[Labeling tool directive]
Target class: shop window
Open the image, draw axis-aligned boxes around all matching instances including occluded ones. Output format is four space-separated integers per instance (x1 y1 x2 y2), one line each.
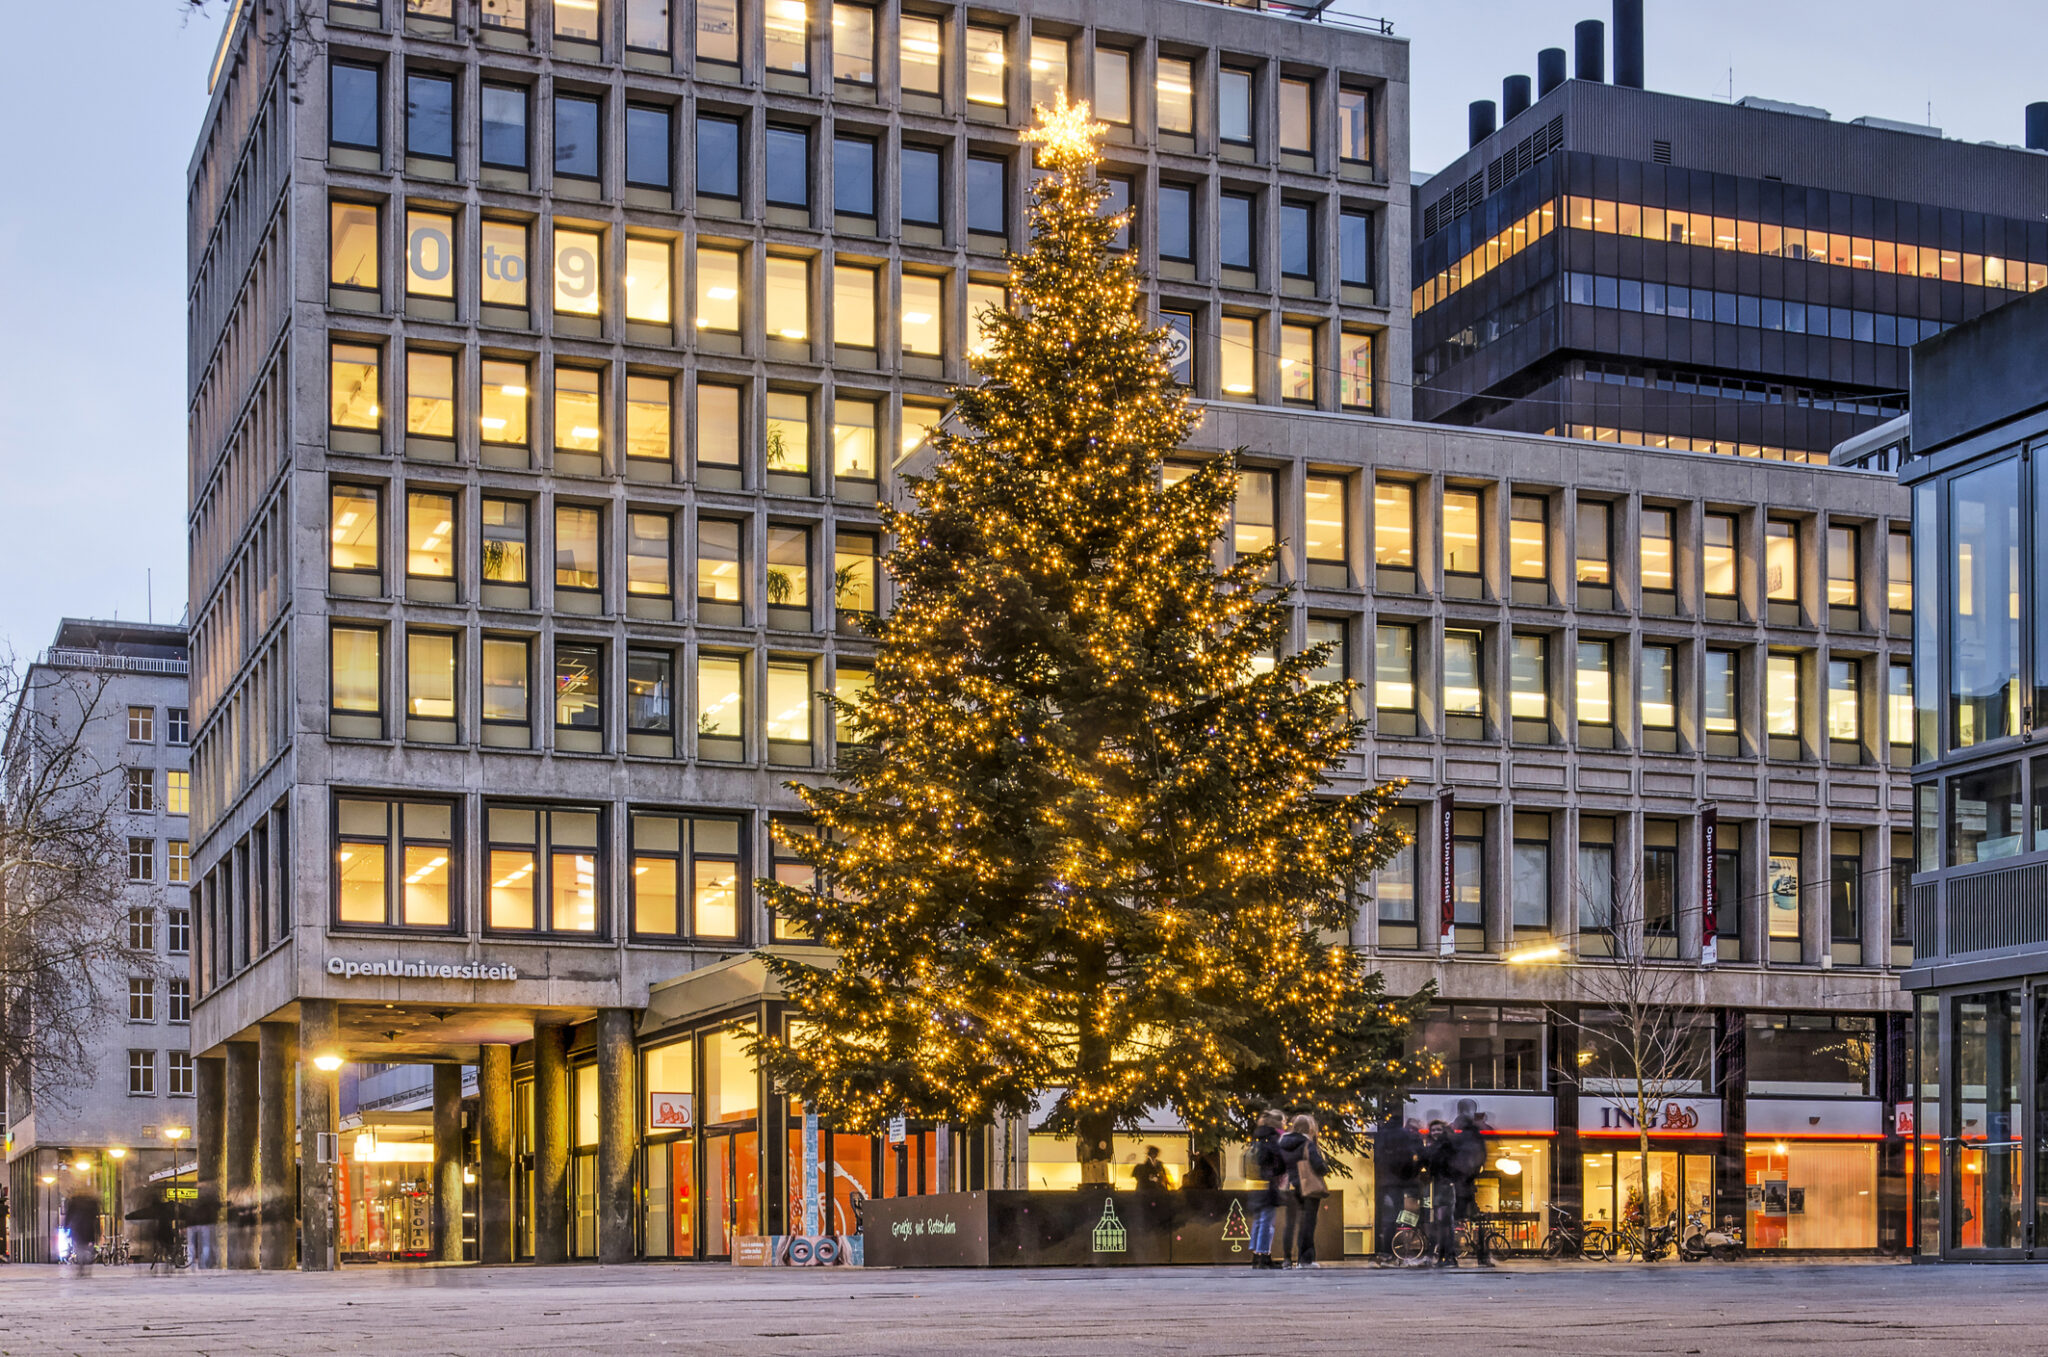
899 14 940 96
334 796 458 929
1374 805 1419 946
484 804 604 933
631 813 746 939
696 383 743 480
481 220 529 315
1576 1009 1712 1093
1745 1013 1873 1096
1746 1141 1877 1250
1411 1005 1544 1091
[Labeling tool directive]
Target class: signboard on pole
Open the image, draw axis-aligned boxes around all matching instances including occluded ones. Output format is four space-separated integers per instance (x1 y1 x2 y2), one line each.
802 1112 821 1237
888 1115 907 1146
1700 807 1719 967
1438 792 1457 956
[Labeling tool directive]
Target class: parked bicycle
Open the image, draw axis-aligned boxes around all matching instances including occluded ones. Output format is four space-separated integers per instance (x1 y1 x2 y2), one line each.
1606 1215 1678 1261
93 1235 132 1266
1540 1202 1609 1260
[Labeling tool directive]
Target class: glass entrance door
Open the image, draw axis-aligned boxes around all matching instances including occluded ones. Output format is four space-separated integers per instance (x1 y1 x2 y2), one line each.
1582 1150 1714 1235
1948 989 2023 1253
703 1130 759 1257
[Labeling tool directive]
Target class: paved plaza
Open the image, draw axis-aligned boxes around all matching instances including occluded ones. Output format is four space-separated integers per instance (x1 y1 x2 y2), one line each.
2 1259 2045 1356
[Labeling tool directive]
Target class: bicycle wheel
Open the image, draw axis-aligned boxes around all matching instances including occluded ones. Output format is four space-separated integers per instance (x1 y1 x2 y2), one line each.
1582 1226 1610 1261
1391 1226 1426 1261
1541 1231 1567 1260
1484 1228 1512 1259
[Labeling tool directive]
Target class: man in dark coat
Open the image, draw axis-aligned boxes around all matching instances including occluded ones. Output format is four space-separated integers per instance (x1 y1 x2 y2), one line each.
63 1188 103 1274
1450 1102 1494 1267
1376 1117 1425 1259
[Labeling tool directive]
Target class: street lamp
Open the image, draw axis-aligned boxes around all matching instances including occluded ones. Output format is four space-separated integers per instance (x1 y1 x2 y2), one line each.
313 1052 346 1073
163 1127 189 1142
108 1147 127 1160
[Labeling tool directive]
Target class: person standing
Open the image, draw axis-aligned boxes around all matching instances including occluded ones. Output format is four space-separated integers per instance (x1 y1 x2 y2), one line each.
1182 1149 1221 1192
1246 1110 1287 1270
1450 1103 1494 1268
1278 1114 1331 1269
188 1183 220 1270
1132 1145 1172 1190
1376 1116 1425 1261
1424 1120 1460 1267
62 1188 103 1275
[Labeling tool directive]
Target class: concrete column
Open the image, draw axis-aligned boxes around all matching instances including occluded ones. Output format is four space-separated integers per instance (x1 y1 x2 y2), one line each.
222 1041 261 1268
477 1045 514 1264
533 1022 570 1263
257 1021 299 1269
195 1053 226 1220
298 997 339 1271
433 1064 466 1263
596 1008 637 1263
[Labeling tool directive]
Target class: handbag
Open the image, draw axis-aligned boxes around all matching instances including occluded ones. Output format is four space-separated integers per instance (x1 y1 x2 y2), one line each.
1296 1152 1330 1200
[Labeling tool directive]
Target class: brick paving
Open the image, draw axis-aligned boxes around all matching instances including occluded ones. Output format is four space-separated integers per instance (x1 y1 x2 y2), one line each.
1 1257 2041 1355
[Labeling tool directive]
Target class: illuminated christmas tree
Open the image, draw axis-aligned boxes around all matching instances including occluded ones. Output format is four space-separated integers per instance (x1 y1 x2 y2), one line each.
757 95 1427 1183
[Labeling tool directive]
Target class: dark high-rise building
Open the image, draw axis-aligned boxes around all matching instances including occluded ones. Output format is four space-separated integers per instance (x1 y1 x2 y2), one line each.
1411 13 2048 463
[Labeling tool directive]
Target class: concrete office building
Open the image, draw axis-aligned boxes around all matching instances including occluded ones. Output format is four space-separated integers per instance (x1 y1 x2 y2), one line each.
4 621 193 1263
1411 3 2048 463
184 0 1408 1267
1897 285 2048 1260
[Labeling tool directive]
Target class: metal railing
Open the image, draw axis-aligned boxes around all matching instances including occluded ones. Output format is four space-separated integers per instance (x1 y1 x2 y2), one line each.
39 649 189 677
1910 859 2048 964
1194 0 1395 32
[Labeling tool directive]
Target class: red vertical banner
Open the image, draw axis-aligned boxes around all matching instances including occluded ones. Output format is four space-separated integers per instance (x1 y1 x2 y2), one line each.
1700 806 1719 967
1438 791 1456 956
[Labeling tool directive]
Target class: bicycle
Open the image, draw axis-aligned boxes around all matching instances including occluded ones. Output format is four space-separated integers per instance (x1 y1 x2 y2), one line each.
94 1235 132 1266
1540 1202 1608 1260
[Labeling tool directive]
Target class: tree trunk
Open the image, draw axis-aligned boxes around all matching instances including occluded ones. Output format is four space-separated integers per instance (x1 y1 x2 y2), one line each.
1076 944 1115 1187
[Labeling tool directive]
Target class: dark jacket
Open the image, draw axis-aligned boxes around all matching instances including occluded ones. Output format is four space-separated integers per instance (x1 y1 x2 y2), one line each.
1423 1128 1459 1187
63 1192 103 1247
1182 1154 1221 1191
1277 1130 1328 1197
1379 1122 1426 1187
1449 1115 1487 1184
1250 1125 1288 1209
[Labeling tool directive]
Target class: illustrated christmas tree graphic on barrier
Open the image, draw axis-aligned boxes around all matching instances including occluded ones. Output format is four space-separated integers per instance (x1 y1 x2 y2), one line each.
1222 1199 1251 1252
1092 1198 1127 1253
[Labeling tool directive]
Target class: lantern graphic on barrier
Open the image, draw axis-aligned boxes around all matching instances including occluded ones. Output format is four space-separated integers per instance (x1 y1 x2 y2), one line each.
1091 1197 1127 1253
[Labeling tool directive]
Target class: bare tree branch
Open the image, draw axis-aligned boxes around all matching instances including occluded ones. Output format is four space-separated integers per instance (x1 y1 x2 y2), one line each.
2 651 157 1116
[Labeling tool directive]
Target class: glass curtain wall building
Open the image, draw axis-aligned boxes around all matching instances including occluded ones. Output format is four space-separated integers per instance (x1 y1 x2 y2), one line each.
1898 286 2048 1260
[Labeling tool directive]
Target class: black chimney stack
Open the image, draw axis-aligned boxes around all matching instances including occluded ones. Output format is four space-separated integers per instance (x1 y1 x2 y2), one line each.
1575 20 1606 82
2029 102 2048 152
1503 74 1532 122
1612 0 1644 88
1537 47 1568 97
1469 99 1498 148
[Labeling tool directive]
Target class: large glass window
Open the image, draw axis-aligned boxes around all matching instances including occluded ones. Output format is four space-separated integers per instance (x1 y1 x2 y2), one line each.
1373 480 1413 571
1156 56 1193 134
899 14 940 95
1411 1006 1546 1091
632 814 746 938
335 797 457 929
1704 512 1737 600
964 25 1005 107
1745 1013 1875 1096
331 61 381 152
764 0 808 74
330 201 379 293
1950 761 2023 865
1443 488 1482 580
1508 495 1547 585
330 343 381 432
1951 457 2023 749
554 95 600 182
696 116 740 200
481 83 528 169
485 805 603 933
695 246 742 332
831 4 873 83
766 125 810 209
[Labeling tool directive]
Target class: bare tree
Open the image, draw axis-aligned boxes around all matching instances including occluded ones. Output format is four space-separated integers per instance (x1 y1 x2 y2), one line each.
1 653 154 1115
1553 869 1730 1236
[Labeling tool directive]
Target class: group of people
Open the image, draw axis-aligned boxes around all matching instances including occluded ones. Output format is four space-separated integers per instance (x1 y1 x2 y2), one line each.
1377 1100 1495 1268
56 1183 222 1275
1246 1111 1331 1270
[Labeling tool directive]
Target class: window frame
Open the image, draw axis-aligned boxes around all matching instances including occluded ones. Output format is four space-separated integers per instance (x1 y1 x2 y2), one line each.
330 59 382 153
331 794 463 933
482 803 608 936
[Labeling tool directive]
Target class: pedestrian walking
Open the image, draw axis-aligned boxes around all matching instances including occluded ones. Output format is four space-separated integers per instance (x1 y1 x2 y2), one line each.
188 1183 220 1270
1132 1145 1172 1190
1245 1110 1287 1270
1278 1114 1331 1269
1423 1119 1460 1267
1376 1116 1425 1261
62 1188 103 1275
1451 1102 1494 1268
147 1192 178 1275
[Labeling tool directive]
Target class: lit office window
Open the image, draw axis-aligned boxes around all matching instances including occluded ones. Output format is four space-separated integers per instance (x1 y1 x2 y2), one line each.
765 256 809 340
766 524 811 611
407 349 455 437
900 402 943 458
697 518 743 604
832 4 873 82
1640 507 1674 594
1234 470 1276 560
554 0 600 40
833 397 877 482
406 209 455 301
1827 524 1860 608
555 643 602 735
1095 46 1131 123
835 531 878 612
330 485 380 576
627 512 672 597
555 367 603 454
627 650 674 737
1444 629 1483 718
481 220 530 309
1640 644 1676 731
1375 623 1416 713
331 625 383 717
1443 488 1482 578
1279 78 1312 153
407 491 456 581
1029 34 1067 108
696 0 737 62
1220 316 1255 397
481 636 531 727
330 201 379 293
1157 56 1193 134
484 805 602 933
1509 495 1547 583
1339 330 1374 410
834 265 877 349
330 342 381 431
901 273 943 356
765 391 810 475
696 384 742 474
834 664 872 746
695 246 742 331
1888 662 1912 749
696 654 745 746
1337 87 1371 162
626 237 673 324
1766 520 1799 604
965 25 1006 106
1767 653 1802 740
554 226 602 317
1509 634 1548 721
967 282 1006 360
766 660 815 749
1279 323 1314 403
765 0 808 73
1303 475 1347 571
899 14 941 95
407 631 457 722
1374 480 1413 570
555 504 602 593
1887 529 1911 615
626 374 672 462
481 499 530 586
1577 640 1612 726
1704 513 1737 599
1704 650 1739 739
1576 501 1612 586
1828 658 1861 742
627 0 670 52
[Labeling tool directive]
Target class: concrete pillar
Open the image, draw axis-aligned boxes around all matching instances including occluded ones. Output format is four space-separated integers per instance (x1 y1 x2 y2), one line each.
257 1021 299 1269
477 1045 514 1264
195 1053 226 1223
298 997 339 1271
533 1022 570 1263
596 1009 637 1263
222 1041 261 1268
433 1064 466 1263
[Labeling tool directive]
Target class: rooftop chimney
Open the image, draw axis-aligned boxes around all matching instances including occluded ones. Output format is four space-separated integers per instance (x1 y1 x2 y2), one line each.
1537 47 1567 97
2029 102 2048 152
1503 74 1532 122
1612 0 1644 88
1469 99 1498 148
1575 20 1606 83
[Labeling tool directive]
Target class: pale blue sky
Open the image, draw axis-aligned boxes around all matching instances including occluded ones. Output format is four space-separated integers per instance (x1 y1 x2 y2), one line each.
1 1 2041 656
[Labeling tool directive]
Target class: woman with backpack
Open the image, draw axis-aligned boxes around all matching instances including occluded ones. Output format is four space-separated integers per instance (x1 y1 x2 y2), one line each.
1278 1114 1331 1269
